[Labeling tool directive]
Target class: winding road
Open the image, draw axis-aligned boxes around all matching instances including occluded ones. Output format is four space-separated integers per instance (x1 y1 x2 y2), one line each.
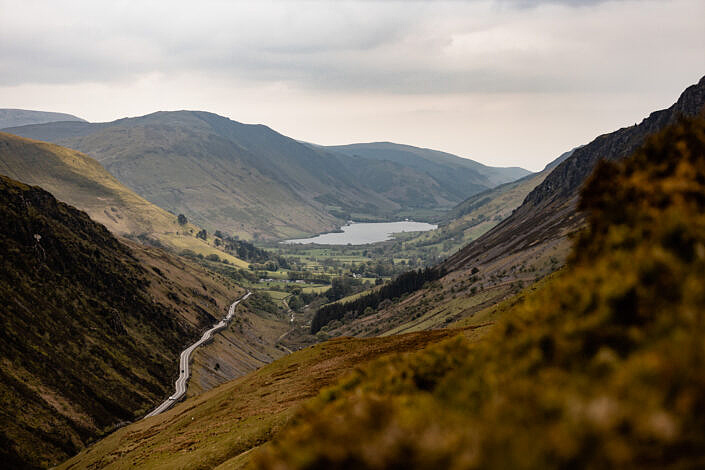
144 291 251 418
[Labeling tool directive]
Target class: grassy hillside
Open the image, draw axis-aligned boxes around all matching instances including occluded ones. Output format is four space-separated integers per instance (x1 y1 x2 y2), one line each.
0 132 248 266
0 175 250 469
56 329 461 470
4 111 528 239
328 142 529 200
255 116 705 469
397 169 548 261
0 108 85 129
0 132 181 235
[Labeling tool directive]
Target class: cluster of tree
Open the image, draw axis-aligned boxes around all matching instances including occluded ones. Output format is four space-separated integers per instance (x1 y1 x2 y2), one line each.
244 291 282 317
213 231 270 263
311 267 445 333
325 276 367 303
348 259 412 277
286 270 331 284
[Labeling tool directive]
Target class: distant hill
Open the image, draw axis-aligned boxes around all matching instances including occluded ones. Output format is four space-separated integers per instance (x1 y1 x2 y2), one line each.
326 142 529 204
0 132 247 266
3 112 528 239
0 108 85 129
0 175 246 469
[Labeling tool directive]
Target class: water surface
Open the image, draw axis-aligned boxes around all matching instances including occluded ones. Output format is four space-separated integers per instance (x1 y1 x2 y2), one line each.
284 221 437 245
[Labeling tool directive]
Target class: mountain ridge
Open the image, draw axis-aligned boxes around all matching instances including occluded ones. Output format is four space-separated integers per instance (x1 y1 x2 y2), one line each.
3 111 529 239
443 75 705 274
0 109 86 129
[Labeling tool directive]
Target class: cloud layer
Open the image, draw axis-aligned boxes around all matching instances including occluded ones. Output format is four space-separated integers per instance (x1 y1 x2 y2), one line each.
0 0 702 169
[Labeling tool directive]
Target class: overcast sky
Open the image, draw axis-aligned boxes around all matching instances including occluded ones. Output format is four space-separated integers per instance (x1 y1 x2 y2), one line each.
0 0 703 170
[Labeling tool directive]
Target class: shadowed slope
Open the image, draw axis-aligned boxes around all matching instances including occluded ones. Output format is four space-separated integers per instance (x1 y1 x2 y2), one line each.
0 175 248 468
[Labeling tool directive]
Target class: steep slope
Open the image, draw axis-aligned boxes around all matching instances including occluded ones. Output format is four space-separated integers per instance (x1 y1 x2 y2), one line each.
57 328 463 470
396 158 559 262
328 142 529 201
255 115 705 469
0 109 85 129
0 132 246 265
0 175 291 468
3 111 527 239
0 175 254 468
443 148 575 225
443 75 705 274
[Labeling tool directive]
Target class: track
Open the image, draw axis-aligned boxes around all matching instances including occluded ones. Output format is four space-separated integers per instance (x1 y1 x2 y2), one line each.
144 291 251 418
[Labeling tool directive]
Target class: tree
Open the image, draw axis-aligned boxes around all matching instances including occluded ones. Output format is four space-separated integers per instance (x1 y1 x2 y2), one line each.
177 214 188 226
196 229 207 240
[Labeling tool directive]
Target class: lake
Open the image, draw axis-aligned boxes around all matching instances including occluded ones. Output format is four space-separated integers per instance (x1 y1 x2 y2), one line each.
283 221 438 245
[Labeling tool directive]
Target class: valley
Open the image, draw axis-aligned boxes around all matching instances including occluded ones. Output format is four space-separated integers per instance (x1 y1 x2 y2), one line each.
0 12 702 467
45 79 705 469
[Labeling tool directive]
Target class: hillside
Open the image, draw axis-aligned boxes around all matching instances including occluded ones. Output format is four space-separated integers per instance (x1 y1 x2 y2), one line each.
0 175 293 469
3 111 527 239
392 148 575 261
327 142 529 206
0 109 85 129
444 75 705 274
0 132 247 265
0 175 256 468
56 328 463 470
254 115 705 469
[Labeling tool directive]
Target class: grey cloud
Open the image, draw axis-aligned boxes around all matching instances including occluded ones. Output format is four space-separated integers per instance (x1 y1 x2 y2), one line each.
0 0 701 97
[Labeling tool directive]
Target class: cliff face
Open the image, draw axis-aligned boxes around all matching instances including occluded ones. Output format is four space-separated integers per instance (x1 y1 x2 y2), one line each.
443 76 705 274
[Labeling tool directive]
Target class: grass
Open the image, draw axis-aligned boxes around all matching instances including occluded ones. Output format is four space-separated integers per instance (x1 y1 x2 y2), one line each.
58 330 460 470
0 132 251 269
0 175 245 469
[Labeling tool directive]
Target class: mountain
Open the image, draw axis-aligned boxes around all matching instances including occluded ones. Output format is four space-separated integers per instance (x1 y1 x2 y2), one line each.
326 142 530 206
0 132 246 265
3 111 528 239
0 174 248 469
444 75 705 274
0 109 85 129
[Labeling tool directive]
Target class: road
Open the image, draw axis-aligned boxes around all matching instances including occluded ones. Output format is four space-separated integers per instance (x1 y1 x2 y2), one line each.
144 291 251 418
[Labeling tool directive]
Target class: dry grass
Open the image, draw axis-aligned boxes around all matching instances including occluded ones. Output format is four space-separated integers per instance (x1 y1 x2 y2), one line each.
58 329 459 470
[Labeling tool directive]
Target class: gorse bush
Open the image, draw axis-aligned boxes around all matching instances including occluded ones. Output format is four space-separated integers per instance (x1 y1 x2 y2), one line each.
255 117 705 469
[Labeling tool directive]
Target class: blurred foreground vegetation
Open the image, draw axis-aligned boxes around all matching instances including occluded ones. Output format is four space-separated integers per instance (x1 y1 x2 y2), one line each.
255 117 705 469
